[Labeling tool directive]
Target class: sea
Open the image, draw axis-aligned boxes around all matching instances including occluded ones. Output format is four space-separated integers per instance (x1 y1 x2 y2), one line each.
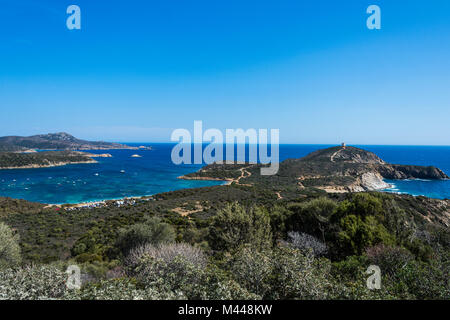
0 144 448 204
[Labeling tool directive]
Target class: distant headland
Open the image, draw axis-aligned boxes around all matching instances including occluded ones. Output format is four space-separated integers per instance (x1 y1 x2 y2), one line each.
0 132 151 152
0 132 150 169
180 145 449 194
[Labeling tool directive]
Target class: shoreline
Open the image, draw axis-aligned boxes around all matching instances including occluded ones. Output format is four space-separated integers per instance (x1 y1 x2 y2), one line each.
46 178 232 208
0 160 98 170
45 194 154 209
177 175 233 185
16 178 450 209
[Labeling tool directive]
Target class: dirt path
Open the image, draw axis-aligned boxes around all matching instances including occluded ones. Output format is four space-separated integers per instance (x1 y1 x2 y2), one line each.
231 166 253 186
172 201 204 218
330 148 343 162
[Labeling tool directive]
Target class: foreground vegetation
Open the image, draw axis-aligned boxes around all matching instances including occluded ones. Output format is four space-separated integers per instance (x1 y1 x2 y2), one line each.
0 184 448 300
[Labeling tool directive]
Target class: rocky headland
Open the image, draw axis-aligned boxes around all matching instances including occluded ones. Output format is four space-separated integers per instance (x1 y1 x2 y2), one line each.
180 145 449 194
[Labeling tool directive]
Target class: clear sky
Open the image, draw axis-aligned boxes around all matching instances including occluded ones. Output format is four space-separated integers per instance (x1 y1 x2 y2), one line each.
0 0 449 145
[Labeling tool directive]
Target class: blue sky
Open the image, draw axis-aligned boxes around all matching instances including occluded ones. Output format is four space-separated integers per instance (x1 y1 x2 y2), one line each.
0 0 449 144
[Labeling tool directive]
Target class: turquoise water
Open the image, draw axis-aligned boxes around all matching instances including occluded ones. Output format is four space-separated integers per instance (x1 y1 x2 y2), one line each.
0 144 225 204
0 144 448 203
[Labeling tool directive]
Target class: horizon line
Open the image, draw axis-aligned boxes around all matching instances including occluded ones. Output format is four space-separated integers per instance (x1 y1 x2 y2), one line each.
114 141 450 147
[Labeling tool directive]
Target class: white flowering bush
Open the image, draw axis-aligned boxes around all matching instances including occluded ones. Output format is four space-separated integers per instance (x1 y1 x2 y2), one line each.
283 231 328 257
65 278 185 300
126 242 259 299
0 265 67 300
126 242 207 270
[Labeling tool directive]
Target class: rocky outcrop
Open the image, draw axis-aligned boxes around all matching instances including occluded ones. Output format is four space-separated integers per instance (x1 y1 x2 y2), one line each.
377 164 449 180
358 172 391 190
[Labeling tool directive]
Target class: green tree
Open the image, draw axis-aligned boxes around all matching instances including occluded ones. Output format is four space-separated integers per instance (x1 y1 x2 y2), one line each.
0 222 22 269
337 215 394 256
287 197 337 241
332 193 383 222
208 202 272 252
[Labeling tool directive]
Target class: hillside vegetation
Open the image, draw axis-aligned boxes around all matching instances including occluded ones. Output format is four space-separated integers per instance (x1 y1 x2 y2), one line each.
0 145 448 300
0 132 135 151
0 151 96 169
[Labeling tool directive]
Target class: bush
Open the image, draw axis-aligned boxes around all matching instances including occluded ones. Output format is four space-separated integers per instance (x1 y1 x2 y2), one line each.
286 197 336 240
337 215 394 256
226 245 336 299
198 265 261 300
126 242 207 298
115 217 175 255
208 202 272 252
228 246 273 297
387 259 450 299
125 242 207 270
366 244 413 278
125 242 257 300
338 194 383 218
0 265 67 300
0 222 22 269
283 231 328 257
65 278 184 300
270 247 334 299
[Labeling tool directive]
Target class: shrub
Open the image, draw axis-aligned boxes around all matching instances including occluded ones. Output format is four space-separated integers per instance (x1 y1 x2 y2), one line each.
227 245 336 299
330 255 395 300
337 215 394 256
126 243 207 298
65 278 184 300
270 247 333 299
0 222 22 269
115 217 175 255
125 242 207 270
283 231 328 257
208 202 272 252
199 265 261 300
286 197 336 239
365 244 413 278
0 265 67 300
388 259 450 299
125 242 257 300
228 246 273 297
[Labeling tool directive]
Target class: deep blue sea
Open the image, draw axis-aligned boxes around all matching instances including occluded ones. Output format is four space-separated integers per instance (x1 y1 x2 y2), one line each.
0 144 448 204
